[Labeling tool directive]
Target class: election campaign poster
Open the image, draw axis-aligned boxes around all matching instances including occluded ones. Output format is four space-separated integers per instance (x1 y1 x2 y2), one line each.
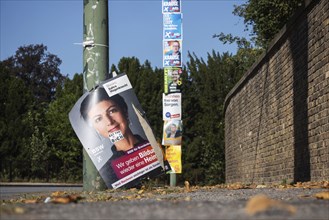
163 40 182 67
163 13 182 40
165 145 182 173
163 93 181 120
69 73 170 189
163 119 182 146
162 0 181 14
164 67 182 94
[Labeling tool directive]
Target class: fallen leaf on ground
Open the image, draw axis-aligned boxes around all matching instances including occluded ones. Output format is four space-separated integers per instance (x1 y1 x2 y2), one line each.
51 194 82 204
184 196 191 201
314 191 329 200
245 194 296 216
23 199 38 204
14 207 25 214
0 206 25 215
51 191 66 197
184 181 191 192
322 181 329 188
227 183 248 190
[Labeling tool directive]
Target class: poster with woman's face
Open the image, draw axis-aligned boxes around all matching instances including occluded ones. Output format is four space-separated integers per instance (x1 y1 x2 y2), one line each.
69 74 168 189
162 119 183 146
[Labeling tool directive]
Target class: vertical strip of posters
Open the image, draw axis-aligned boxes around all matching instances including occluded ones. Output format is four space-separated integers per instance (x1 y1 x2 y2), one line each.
69 73 170 189
164 67 182 94
162 0 183 175
165 145 182 173
163 93 181 120
162 0 181 13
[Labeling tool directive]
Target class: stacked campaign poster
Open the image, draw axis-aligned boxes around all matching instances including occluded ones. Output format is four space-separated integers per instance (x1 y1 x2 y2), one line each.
163 13 182 40
163 1 182 68
162 93 182 146
69 73 170 189
163 119 182 146
163 40 182 67
164 67 182 94
163 93 182 120
162 0 181 13
165 145 182 173
162 0 183 174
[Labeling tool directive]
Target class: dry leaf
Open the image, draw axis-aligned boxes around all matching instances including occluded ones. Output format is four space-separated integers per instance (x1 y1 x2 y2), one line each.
51 197 71 204
294 182 303 188
14 207 25 214
245 194 296 216
184 181 191 192
51 191 66 197
126 195 135 200
184 196 191 201
314 191 329 200
322 181 329 188
23 199 38 204
51 195 82 204
68 194 82 201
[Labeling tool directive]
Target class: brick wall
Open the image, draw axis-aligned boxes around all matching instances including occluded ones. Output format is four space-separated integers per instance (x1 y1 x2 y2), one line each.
224 0 329 184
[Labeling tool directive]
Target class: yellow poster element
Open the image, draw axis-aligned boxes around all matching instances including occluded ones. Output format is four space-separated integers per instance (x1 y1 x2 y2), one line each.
165 145 182 173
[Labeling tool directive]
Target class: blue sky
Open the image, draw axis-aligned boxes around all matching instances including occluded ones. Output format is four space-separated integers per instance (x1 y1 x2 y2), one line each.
1 0 248 78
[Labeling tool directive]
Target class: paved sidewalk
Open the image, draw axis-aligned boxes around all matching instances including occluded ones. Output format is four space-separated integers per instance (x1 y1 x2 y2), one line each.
0 182 82 187
1 185 328 219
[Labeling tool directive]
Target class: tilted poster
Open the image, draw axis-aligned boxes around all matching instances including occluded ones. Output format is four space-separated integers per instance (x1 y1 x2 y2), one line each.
69 73 170 189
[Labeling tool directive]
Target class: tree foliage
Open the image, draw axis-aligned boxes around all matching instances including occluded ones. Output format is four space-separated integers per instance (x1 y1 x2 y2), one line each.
233 0 303 47
4 44 65 105
45 74 84 181
0 45 79 182
180 51 247 185
0 63 33 163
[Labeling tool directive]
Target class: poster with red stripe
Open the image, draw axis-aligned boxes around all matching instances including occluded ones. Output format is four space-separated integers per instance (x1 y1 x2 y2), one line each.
69 73 171 189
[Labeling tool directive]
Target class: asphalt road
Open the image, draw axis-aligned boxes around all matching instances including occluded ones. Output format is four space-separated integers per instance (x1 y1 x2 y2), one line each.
1 184 328 220
0 183 82 200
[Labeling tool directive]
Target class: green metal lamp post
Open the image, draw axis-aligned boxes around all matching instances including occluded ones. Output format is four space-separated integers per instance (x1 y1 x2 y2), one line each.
82 0 109 191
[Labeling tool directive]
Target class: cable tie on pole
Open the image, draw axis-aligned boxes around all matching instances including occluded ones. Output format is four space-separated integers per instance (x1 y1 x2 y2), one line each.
74 40 108 48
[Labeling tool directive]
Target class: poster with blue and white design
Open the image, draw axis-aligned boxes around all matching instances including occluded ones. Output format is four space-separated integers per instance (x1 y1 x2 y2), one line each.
163 40 182 67
163 13 182 40
162 0 181 13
